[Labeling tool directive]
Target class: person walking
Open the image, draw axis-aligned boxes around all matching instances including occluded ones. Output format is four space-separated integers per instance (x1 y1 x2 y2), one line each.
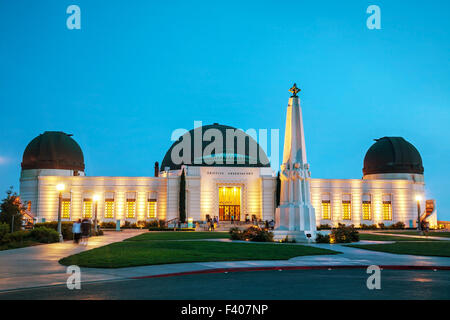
72 219 82 244
81 218 91 245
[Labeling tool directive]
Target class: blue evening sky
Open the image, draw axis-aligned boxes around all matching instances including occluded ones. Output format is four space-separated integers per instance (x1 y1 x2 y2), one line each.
0 1 449 219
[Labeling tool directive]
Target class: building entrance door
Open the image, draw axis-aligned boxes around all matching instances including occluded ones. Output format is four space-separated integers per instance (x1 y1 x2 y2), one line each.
219 187 241 221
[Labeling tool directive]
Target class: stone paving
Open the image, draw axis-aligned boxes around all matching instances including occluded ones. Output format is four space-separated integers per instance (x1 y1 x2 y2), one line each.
1 230 449 293
0 230 145 292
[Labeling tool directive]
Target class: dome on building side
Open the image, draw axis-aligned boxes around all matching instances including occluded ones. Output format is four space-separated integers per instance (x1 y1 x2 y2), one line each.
363 137 424 176
21 131 85 171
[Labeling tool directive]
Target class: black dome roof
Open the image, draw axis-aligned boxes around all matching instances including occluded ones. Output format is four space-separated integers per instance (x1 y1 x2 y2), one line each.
161 123 270 171
22 131 85 171
363 137 424 176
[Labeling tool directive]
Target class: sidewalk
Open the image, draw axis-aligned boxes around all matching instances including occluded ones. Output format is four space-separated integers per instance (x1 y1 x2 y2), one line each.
361 231 450 241
0 229 145 292
86 242 450 281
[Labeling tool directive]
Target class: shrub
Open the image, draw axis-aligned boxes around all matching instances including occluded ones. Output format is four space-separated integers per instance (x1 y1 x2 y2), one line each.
360 224 378 230
317 224 331 230
121 221 141 229
145 220 167 229
331 224 359 243
249 229 273 242
1 230 30 244
148 227 196 232
378 223 385 229
280 236 297 243
100 221 116 229
229 226 274 242
0 222 9 241
34 222 74 240
30 227 59 243
229 227 243 240
388 222 405 230
316 233 331 243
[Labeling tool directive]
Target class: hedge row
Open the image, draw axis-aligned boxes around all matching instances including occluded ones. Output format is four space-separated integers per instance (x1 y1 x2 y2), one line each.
0 227 59 245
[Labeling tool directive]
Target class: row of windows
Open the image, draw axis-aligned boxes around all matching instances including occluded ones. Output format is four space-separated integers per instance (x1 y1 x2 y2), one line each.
61 200 157 219
320 194 393 221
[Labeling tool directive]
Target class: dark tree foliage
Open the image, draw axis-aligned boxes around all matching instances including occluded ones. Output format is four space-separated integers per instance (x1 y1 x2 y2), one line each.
276 171 281 207
0 187 24 232
179 169 186 223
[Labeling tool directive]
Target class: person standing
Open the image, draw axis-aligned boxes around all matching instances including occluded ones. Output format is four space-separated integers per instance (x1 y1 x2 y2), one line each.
72 219 82 244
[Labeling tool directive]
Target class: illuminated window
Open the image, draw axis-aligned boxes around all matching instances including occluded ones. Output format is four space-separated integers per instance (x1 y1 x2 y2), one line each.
321 201 331 220
321 194 331 220
104 193 114 219
383 194 392 221
362 194 372 220
342 194 351 220
105 201 114 219
62 200 71 219
148 199 157 219
126 192 136 219
83 200 92 218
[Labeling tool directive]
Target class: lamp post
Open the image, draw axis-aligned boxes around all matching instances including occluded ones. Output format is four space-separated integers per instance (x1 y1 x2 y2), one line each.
416 195 423 235
56 184 65 242
93 195 99 234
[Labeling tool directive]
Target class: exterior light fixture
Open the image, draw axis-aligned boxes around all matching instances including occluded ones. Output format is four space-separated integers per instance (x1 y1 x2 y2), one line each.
416 195 423 234
93 194 100 233
56 183 65 242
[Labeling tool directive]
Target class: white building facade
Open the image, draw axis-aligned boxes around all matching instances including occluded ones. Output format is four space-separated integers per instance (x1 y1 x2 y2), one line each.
19 88 437 229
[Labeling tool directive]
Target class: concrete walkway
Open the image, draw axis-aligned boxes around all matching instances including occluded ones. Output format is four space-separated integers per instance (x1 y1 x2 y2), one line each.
0 230 145 292
1 232 450 293
362 231 450 241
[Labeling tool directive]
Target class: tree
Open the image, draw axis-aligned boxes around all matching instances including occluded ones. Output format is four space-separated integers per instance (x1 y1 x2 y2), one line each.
0 187 24 232
275 171 281 207
179 168 186 223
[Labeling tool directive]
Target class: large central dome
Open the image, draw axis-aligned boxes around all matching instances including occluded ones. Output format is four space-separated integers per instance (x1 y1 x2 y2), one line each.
161 123 270 171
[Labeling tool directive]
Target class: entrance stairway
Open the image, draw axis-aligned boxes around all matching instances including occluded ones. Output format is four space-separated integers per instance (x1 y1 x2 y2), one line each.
197 221 263 232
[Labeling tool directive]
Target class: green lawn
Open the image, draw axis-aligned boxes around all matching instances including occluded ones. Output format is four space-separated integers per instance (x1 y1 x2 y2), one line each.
379 231 450 238
59 240 340 268
126 231 229 241
358 234 437 242
348 241 450 257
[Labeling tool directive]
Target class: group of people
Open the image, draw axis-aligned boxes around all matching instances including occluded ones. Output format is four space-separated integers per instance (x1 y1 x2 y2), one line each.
72 218 91 245
207 216 218 231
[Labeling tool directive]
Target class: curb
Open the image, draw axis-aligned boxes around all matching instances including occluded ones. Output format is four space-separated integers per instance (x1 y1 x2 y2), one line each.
131 265 450 279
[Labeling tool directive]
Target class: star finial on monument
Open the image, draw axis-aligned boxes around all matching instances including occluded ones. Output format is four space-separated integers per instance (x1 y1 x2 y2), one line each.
289 83 301 97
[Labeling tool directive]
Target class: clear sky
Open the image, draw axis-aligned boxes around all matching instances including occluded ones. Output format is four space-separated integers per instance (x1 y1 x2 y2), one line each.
0 1 449 219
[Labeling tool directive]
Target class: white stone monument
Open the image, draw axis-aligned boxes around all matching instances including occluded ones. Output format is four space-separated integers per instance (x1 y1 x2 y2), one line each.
274 84 317 242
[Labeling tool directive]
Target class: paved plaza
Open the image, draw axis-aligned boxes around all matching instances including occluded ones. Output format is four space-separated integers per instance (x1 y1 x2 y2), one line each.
0 230 449 298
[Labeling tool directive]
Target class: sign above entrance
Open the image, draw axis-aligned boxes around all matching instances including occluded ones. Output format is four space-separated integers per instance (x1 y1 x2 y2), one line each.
206 171 254 176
